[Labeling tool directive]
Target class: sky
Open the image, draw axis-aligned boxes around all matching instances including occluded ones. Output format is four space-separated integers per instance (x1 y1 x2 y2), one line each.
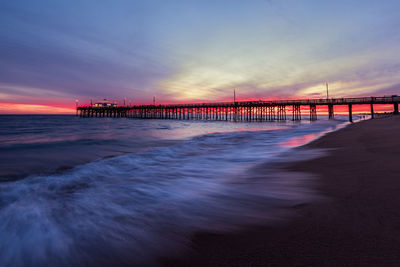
1 0 400 113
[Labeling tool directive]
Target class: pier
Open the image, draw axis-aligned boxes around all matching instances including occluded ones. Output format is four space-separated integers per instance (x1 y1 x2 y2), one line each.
77 96 400 122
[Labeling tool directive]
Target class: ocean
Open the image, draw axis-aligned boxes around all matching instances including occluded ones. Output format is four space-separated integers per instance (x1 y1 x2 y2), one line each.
0 115 361 266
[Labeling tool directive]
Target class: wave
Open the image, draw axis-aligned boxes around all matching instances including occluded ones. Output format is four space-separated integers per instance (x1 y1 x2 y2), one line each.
0 119 346 266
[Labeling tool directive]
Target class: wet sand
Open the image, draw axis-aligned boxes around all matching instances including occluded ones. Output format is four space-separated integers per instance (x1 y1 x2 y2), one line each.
163 115 400 266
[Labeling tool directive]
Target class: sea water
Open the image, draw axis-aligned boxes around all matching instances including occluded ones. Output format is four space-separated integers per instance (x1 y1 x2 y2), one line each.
0 115 360 266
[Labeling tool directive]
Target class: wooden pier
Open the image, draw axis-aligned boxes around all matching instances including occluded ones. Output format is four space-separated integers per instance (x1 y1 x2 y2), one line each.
77 96 400 122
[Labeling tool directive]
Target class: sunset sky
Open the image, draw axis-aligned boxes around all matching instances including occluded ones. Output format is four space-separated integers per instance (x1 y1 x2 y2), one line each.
1 0 400 113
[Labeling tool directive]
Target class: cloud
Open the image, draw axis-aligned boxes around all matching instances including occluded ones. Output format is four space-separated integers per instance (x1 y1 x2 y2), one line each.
1 0 400 109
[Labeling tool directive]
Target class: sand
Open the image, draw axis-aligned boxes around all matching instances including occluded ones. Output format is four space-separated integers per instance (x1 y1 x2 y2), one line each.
162 115 400 266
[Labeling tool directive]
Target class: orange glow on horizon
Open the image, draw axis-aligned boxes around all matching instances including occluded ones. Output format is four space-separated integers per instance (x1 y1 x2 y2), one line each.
1 100 396 115
0 103 75 114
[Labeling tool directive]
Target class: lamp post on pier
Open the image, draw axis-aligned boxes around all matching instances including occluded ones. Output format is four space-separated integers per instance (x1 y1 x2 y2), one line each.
75 99 79 116
326 82 329 100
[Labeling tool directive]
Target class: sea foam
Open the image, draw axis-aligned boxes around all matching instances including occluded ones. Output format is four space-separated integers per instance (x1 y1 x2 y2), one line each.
0 117 350 266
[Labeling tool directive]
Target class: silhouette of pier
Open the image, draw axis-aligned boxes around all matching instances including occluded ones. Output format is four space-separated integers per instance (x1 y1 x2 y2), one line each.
77 96 400 122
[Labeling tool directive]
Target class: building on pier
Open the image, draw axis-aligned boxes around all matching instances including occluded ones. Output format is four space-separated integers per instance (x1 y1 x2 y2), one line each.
93 99 117 108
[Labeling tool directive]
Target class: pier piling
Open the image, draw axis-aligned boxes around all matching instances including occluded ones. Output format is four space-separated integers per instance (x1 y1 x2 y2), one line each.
349 104 353 123
370 103 374 119
310 104 317 121
328 104 334 119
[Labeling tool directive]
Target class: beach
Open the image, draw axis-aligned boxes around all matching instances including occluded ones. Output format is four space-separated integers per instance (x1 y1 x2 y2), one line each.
163 115 400 266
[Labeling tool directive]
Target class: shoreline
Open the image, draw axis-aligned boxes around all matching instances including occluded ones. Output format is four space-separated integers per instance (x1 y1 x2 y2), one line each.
163 115 400 266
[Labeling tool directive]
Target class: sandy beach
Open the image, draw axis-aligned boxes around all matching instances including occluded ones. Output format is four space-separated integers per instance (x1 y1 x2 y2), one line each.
163 115 400 266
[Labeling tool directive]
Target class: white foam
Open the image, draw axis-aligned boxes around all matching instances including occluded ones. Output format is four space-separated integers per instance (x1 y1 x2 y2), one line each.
0 118 347 266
